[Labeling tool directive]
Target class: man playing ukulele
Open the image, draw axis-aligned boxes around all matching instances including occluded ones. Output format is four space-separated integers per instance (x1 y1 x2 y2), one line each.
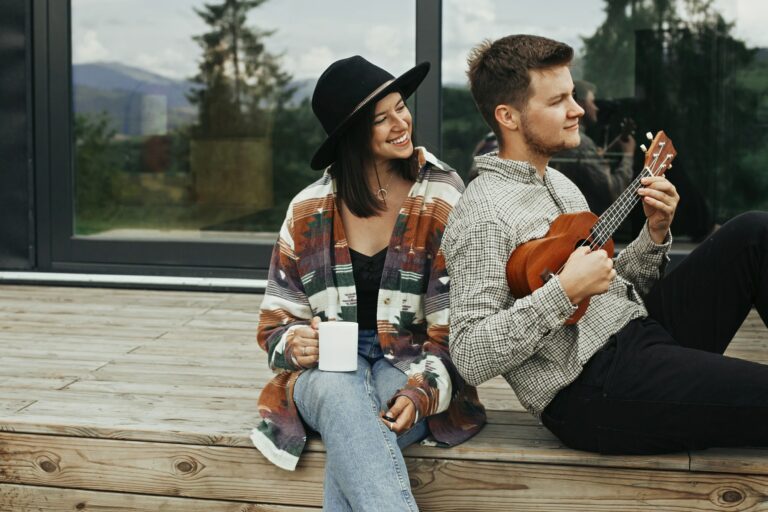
443 34 768 453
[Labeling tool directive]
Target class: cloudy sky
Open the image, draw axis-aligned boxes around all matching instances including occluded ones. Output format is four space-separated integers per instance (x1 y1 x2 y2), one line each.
73 0 768 85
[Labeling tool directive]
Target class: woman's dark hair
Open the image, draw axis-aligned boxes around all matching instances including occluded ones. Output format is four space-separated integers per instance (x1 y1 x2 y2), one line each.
329 94 417 218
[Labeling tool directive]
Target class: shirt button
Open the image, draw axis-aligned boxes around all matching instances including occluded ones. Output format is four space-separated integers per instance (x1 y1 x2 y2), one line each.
383 298 391 305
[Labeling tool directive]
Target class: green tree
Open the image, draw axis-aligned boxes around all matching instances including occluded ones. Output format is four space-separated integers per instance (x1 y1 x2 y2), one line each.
582 0 680 99
441 86 490 180
74 113 119 217
582 0 768 235
189 0 293 138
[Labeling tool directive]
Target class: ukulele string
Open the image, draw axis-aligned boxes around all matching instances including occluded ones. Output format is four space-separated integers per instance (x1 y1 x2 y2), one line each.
589 145 664 247
586 149 671 251
551 148 670 277
593 153 672 247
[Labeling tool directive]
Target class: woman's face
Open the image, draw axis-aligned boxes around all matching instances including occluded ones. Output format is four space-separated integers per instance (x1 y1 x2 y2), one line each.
370 92 413 164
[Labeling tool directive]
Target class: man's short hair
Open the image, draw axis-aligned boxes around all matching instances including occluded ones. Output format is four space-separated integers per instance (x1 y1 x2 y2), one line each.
467 34 574 136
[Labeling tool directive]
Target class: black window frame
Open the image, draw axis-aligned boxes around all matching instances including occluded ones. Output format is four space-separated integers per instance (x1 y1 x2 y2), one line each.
33 0 442 279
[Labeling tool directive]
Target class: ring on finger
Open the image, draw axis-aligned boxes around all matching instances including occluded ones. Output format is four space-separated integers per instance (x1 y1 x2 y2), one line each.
302 346 306 356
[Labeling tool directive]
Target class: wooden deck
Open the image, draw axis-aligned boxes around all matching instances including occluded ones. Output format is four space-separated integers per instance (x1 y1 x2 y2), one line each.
1 284 768 511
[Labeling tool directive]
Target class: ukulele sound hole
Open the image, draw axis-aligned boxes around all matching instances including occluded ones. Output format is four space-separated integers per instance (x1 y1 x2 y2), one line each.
575 239 591 250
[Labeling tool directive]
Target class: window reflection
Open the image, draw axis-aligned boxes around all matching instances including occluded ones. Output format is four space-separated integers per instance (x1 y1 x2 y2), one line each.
72 0 414 240
444 0 768 243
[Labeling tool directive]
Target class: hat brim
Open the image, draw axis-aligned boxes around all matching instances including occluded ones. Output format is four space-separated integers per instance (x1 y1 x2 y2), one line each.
310 61 430 170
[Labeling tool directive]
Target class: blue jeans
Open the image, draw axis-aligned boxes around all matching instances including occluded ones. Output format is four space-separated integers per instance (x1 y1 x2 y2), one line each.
294 330 429 511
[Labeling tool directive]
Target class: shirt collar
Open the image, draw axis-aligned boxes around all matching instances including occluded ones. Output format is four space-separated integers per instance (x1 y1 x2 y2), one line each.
473 152 541 184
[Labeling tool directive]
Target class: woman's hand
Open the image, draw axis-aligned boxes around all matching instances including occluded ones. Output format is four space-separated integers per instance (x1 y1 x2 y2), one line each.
286 316 321 369
382 396 416 434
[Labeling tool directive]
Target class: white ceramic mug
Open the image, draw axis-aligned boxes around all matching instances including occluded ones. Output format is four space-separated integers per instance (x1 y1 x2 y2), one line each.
318 321 358 372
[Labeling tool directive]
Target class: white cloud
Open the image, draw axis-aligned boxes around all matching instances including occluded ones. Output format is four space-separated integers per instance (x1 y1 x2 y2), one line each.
69 0 768 86
135 48 196 80
73 29 109 63
283 46 337 79
365 25 406 61
445 0 497 50
724 0 768 47
363 25 414 76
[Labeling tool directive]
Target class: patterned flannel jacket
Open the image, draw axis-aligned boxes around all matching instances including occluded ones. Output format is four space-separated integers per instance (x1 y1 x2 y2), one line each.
251 148 486 470
443 153 671 417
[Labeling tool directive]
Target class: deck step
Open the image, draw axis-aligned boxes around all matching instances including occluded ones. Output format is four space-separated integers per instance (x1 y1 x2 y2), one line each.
1 285 767 511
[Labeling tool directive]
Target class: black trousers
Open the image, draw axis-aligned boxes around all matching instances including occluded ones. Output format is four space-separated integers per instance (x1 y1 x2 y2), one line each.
542 211 768 454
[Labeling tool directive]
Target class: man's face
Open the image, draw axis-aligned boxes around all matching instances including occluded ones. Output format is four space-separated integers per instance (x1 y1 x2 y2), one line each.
518 66 584 157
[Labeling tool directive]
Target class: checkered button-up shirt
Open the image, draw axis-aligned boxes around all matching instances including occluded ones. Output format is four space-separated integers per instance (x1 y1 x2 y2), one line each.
443 153 671 416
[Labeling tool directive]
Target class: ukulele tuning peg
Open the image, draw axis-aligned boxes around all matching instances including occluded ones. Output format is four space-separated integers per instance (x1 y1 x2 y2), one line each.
640 144 648 153
646 131 653 141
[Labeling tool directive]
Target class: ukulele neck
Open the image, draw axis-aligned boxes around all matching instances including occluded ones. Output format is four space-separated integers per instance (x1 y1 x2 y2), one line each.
590 167 654 247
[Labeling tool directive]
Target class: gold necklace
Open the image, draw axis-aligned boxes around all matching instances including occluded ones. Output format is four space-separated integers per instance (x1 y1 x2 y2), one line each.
374 166 393 203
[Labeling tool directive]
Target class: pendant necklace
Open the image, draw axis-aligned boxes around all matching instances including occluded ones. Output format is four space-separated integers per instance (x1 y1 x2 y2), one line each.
374 166 393 204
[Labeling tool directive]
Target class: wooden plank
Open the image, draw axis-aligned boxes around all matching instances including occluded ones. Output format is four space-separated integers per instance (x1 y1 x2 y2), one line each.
0 339 140 354
404 422 690 472
2 433 767 511
0 301 212 318
0 346 132 362
0 484 317 511
690 447 768 476
107 352 266 369
476 387 526 411
0 417 254 447
0 284 243 304
2 285 768 510
77 369 264 387
0 323 169 339
0 389 260 413
405 458 768 511
0 398 35 414
0 432 325 506
0 376 76 391
0 414 689 472
0 311 191 328
61 379 263 399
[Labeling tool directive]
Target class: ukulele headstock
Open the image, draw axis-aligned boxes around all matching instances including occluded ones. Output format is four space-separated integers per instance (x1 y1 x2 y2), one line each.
639 131 677 176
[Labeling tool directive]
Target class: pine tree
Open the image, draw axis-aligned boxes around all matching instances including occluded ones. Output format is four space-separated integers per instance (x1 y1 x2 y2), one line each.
188 0 293 138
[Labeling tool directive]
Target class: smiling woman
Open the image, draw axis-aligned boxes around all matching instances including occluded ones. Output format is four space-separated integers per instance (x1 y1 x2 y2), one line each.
251 55 486 510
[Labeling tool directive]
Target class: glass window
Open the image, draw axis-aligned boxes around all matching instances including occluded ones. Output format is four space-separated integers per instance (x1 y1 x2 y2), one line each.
71 0 415 242
442 0 768 243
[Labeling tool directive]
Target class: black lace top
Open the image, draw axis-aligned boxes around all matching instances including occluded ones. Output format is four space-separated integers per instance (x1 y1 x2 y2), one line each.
349 247 387 330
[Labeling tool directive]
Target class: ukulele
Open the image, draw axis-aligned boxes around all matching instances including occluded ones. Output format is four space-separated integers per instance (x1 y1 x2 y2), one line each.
505 131 677 325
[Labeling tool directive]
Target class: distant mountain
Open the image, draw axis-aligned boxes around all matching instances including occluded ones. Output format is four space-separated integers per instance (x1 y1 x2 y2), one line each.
73 62 316 135
74 62 194 110
286 78 316 106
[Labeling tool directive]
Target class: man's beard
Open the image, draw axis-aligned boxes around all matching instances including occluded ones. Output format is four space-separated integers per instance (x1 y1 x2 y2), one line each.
520 112 579 158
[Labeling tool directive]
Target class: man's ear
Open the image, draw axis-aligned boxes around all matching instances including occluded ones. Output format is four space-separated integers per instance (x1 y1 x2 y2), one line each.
495 104 520 131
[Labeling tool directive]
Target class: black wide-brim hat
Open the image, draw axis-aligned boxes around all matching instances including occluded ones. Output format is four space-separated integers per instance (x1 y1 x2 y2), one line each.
310 56 430 170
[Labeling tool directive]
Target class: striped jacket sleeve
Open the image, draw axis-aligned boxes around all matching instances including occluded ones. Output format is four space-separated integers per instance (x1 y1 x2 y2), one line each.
257 206 313 372
389 171 465 422
391 247 456 422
